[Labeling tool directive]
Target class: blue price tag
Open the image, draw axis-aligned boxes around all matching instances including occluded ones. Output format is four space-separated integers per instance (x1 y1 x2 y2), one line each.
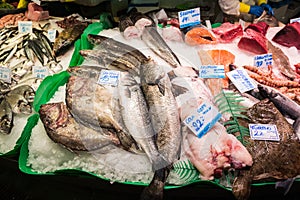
33 66 49 79
227 68 256 93
199 65 225 78
253 53 273 68
178 8 201 28
0 67 11 83
98 70 120 86
249 124 279 141
184 101 222 138
18 21 33 34
47 29 57 43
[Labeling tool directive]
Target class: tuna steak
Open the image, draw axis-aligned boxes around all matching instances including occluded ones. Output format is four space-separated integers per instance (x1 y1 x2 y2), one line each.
232 99 300 200
245 21 269 36
272 22 300 50
212 22 243 43
238 28 268 54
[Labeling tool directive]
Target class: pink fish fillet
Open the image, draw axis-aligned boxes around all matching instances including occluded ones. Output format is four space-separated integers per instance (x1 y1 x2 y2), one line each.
184 123 253 180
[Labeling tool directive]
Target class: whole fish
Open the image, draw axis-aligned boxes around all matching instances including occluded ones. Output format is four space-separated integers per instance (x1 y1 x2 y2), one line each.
141 26 181 67
87 34 148 63
118 73 168 170
257 84 300 139
39 102 120 151
66 66 142 153
253 11 279 27
232 99 300 200
140 60 181 200
79 49 140 75
0 98 13 135
53 23 89 56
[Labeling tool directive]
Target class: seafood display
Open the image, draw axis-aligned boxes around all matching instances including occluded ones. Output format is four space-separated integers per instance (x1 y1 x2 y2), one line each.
0 7 295 200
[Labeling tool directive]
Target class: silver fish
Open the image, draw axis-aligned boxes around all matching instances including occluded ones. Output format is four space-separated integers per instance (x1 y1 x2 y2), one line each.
79 49 140 75
140 60 181 200
0 98 13 135
141 26 181 67
118 73 168 170
87 34 148 63
39 102 121 151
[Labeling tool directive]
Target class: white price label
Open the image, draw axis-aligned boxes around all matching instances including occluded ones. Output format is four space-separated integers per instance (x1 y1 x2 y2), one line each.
254 53 272 68
47 29 57 43
0 67 11 83
18 21 33 34
184 101 222 138
205 20 212 30
98 70 120 86
199 65 225 78
239 19 246 29
178 8 201 28
32 0 41 5
32 66 49 79
227 68 256 93
290 17 300 23
249 124 280 141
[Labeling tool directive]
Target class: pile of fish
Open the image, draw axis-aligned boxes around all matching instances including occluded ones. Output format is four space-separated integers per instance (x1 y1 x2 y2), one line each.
0 83 35 135
38 34 255 200
0 26 62 82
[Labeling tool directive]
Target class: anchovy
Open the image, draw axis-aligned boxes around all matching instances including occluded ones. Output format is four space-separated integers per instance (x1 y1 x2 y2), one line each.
141 26 181 67
39 102 121 151
0 98 13 135
3 44 18 64
87 34 148 62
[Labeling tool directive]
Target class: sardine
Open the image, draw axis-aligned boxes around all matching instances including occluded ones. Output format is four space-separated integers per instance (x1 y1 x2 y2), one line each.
87 34 148 63
39 102 120 151
0 98 13 135
140 60 181 200
141 26 181 67
118 74 168 170
232 99 300 200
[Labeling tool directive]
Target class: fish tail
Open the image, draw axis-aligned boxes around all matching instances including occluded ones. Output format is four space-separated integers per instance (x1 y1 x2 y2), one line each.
140 168 170 200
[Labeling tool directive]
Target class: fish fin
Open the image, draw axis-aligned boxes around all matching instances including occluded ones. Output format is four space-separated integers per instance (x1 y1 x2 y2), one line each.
167 70 177 81
293 118 300 137
275 178 296 195
157 83 166 96
171 84 189 97
140 168 170 200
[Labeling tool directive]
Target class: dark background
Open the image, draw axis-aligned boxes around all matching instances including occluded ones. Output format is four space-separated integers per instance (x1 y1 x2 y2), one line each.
0 156 299 200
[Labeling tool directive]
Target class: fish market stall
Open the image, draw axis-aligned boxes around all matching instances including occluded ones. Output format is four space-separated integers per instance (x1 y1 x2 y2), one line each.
0 2 299 200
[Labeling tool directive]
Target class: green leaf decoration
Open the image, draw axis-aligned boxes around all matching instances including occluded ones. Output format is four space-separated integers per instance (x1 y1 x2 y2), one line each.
214 90 250 145
173 160 200 183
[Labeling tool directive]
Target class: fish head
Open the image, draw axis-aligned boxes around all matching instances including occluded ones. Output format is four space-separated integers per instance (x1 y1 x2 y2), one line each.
258 84 276 98
0 116 13 134
141 60 165 84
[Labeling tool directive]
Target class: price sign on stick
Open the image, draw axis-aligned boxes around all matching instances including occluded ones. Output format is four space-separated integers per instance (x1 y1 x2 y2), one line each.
0 67 11 83
199 65 225 78
18 21 32 34
98 70 120 86
249 124 280 141
178 8 201 28
227 68 256 93
184 101 222 138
